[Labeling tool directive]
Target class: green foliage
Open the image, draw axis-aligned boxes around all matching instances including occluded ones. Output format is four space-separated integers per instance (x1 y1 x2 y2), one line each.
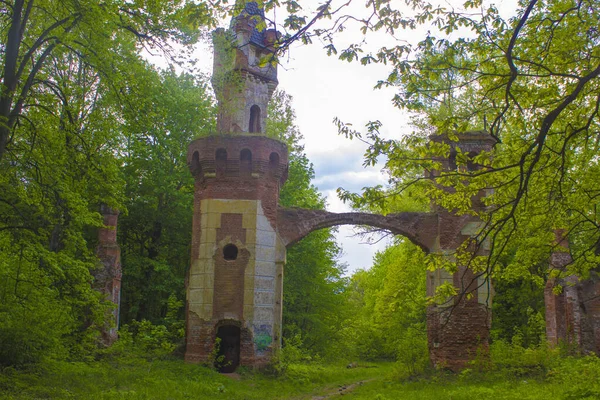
3 354 600 399
0 0 218 163
118 70 215 325
548 356 600 400
0 52 124 366
488 339 559 378
341 240 428 362
395 328 429 377
328 0 600 285
0 358 395 399
491 278 546 347
106 312 185 361
0 0 216 367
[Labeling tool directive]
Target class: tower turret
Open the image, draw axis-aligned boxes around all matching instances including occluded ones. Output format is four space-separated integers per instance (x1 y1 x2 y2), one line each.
185 2 288 371
212 2 279 134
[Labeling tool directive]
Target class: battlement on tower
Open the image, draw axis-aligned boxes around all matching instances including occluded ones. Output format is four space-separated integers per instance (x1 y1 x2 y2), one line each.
187 135 288 185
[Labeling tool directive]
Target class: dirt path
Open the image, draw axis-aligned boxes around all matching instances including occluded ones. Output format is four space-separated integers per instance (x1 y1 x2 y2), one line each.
309 378 374 399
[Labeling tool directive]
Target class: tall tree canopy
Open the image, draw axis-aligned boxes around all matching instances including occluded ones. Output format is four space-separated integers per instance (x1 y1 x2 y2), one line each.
0 0 218 365
0 0 216 162
118 70 215 325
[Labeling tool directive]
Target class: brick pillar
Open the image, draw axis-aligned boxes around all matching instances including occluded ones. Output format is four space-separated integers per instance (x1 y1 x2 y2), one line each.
545 231 600 354
426 216 492 371
95 205 122 345
426 131 496 370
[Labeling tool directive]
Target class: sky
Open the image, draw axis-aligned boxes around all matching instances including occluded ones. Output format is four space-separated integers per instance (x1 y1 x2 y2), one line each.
275 36 408 273
171 0 518 274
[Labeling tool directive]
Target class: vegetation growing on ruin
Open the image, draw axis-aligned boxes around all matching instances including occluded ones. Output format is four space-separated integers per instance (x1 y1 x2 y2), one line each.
1 0 599 397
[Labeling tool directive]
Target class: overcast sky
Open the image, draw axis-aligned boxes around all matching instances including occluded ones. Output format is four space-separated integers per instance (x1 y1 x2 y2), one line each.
275 38 407 274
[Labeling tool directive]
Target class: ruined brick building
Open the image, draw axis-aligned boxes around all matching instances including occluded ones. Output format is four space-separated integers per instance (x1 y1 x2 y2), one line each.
545 231 600 354
93 2 600 372
182 2 494 372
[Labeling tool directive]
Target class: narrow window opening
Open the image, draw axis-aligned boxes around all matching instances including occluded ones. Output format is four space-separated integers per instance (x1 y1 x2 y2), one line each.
191 151 202 176
467 151 478 171
249 105 261 133
240 149 252 174
269 152 279 169
216 148 227 162
216 148 227 175
448 151 457 171
223 244 238 261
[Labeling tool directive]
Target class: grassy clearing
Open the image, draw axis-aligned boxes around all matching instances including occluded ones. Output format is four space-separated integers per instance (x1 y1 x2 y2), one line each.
1 353 599 399
0 358 393 400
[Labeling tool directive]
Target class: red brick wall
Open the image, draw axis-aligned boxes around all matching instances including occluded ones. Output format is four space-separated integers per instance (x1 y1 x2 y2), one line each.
188 135 288 228
428 301 491 371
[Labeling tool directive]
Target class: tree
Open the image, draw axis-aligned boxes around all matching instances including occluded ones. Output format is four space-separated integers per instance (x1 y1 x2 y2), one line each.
118 70 215 324
340 239 428 365
281 0 600 284
0 49 125 366
0 0 216 162
0 0 217 365
268 90 349 358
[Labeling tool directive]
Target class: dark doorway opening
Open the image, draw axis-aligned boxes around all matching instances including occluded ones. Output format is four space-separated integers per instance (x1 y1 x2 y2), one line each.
215 325 241 372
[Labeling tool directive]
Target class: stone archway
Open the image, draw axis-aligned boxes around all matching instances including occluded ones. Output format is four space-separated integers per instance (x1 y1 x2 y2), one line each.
276 207 492 371
183 131 496 372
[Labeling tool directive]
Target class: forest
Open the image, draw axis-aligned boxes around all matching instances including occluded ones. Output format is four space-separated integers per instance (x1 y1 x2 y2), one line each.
1 0 600 398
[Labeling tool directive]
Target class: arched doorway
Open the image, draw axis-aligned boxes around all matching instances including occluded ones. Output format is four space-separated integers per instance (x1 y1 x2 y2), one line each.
215 324 241 373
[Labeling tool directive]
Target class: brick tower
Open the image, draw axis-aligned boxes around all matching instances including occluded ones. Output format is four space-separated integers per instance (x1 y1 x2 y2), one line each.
184 2 288 371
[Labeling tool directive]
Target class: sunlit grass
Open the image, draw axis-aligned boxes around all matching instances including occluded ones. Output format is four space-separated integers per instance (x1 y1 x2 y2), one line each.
0 358 393 399
1 352 599 399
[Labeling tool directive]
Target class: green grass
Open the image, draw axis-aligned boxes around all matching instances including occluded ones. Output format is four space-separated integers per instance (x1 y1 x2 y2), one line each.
0 358 393 399
344 374 561 399
1 354 599 399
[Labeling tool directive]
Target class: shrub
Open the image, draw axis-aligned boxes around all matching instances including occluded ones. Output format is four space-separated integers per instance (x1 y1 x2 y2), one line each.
0 298 73 367
489 339 559 377
548 355 600 400
395 328 429 377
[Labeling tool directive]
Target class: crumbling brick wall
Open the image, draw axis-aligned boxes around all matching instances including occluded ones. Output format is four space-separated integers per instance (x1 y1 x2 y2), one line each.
545 232 600 354
94 205 122 345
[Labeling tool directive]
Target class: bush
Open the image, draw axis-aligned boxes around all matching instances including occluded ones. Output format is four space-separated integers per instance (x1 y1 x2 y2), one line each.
548 355 600 400
105 318 184 360
489 338 559 377
0 298 73 367
395 328 429 377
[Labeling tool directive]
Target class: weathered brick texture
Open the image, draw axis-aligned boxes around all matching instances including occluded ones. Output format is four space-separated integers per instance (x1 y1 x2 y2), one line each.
428 301 491 370
188 135 288 229
545 231 600 354
94 205 122 345
277 208 438 251
213 213 248 320
185 1 498 371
